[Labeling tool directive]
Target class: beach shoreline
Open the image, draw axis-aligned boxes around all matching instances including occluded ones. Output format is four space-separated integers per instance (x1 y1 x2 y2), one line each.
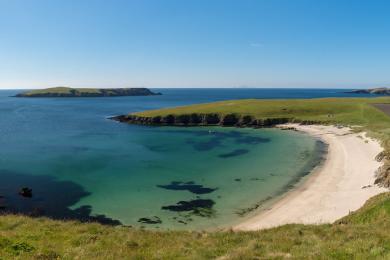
234 124 387 231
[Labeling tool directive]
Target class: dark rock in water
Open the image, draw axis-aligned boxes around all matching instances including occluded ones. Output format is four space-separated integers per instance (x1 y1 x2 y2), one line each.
161 199 215 217
138 216 162 224
234 178 241 182
19 187 32 198
157 181 217 194
219 149 249 158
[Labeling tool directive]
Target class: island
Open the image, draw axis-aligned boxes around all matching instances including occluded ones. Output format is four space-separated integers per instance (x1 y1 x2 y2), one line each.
345 87 390 95
15 87 161 97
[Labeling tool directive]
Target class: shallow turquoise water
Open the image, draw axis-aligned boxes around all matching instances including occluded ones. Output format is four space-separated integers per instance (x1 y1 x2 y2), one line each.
0 89 330 229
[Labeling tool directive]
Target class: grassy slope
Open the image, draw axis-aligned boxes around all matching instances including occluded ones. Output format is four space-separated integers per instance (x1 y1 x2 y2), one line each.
135 97 390 128
1 193 390 259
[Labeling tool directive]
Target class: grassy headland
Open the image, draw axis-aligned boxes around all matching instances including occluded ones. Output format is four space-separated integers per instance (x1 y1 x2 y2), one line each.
15 87 161 97
1 193 390 259
116 97 390 187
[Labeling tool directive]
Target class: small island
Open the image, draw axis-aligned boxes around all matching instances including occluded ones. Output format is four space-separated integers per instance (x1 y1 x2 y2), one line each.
345 87 390 95
15 87 161 97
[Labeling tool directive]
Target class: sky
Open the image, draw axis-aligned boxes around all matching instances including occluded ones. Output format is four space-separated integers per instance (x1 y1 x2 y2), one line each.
1 0 390 89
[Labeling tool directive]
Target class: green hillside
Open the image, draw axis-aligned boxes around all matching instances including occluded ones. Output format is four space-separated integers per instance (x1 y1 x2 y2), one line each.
1 193 389 259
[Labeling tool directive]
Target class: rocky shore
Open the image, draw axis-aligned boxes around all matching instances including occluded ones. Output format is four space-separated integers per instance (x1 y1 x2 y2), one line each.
111 113 320 127
345 87 390 95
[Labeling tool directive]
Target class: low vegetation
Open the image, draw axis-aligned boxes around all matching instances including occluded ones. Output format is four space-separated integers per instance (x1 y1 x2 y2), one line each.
1 193 389 259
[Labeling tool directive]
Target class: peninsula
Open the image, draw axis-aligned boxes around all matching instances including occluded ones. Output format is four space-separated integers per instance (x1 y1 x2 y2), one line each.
15 87 161 97
345 87 390 95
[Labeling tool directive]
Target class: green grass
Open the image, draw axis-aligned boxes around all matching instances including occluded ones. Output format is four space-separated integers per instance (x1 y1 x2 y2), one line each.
1 193 390 259
135 97 390 128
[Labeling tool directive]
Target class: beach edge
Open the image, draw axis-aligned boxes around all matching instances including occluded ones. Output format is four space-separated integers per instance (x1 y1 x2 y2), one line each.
234 123 387 231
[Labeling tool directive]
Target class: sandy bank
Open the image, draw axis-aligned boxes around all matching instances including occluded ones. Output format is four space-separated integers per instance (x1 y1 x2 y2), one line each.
235 124 387 231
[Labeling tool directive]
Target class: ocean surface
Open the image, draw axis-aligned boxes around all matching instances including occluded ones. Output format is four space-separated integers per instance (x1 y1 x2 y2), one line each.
0 88 373 229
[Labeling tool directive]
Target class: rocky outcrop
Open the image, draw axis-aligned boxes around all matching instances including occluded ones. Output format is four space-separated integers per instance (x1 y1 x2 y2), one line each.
19 187 32 198
345 88 390 95
111 113 321 127
375 164 390 188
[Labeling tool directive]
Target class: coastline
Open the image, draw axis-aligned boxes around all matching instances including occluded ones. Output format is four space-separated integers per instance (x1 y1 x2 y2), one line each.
234 124 387 231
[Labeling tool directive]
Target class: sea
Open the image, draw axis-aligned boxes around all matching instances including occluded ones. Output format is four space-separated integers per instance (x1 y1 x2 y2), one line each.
0 88 374 229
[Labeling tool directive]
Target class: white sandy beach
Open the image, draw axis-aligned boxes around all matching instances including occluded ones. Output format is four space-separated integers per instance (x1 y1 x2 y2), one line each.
235 124 387 231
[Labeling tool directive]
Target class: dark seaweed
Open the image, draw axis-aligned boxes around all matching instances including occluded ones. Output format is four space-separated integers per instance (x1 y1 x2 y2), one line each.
157 181 217 194
0 170 121 225
161 199 216 217
138 216 162 224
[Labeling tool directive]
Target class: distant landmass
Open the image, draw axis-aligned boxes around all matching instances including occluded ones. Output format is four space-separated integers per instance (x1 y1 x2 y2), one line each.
345 87 390 95
15 87 161 97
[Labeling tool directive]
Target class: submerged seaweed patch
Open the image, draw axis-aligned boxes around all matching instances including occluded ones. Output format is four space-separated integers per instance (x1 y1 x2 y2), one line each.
161 199 216 218
157 181 218 194
219 149 249 158
187 138 223 151
183 130 270 152
138 216 162 224
235 136 270 144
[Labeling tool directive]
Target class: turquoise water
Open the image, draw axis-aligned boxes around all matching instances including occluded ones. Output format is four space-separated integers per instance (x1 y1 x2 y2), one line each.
0 88 360 229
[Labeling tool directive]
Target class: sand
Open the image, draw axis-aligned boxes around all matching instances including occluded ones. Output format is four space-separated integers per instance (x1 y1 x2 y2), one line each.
234 124 387 231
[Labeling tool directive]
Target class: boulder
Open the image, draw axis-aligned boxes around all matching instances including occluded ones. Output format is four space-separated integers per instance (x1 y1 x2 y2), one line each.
19 187 32 198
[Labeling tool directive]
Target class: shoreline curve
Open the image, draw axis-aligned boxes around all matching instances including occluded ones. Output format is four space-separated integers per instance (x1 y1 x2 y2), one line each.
234 124 387 231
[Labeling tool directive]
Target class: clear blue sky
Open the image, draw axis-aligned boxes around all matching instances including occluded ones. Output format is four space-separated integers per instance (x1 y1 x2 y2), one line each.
1 0 390 89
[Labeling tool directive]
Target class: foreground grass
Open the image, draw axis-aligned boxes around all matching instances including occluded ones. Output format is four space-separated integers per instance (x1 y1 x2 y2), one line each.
1 193 390 259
